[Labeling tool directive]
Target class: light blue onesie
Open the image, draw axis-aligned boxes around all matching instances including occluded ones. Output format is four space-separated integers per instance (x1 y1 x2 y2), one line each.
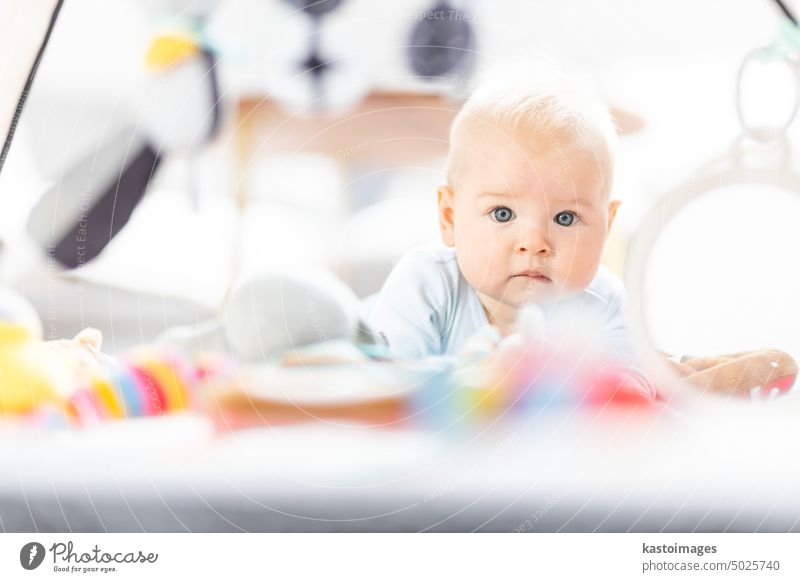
361 242 653 395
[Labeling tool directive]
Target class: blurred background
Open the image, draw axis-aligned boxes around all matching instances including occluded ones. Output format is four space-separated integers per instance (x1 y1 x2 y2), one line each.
1 0 799 361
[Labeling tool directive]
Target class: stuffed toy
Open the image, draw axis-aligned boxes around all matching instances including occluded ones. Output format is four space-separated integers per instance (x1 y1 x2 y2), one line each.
24 1 223 268
159 268 379 363
0 285 204 422
0 286 105 413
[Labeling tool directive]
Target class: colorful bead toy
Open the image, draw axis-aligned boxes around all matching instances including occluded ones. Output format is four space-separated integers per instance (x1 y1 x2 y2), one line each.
60 348 202 425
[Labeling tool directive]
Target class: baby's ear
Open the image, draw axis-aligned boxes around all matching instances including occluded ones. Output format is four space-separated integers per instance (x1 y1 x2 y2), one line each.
438 186 456 247
607 199 622 231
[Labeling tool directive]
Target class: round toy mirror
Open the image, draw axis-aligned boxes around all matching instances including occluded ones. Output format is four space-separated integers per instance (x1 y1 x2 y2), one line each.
627 139 800 400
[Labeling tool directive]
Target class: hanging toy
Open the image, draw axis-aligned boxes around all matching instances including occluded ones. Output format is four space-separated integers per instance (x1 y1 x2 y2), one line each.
408 0 476 81
268 0 372 114
25 1 223 268
26 126 162 268
285 0 345 102
140 8 223 153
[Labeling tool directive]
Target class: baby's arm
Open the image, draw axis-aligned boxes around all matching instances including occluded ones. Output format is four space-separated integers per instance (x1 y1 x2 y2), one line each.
361 251 448 360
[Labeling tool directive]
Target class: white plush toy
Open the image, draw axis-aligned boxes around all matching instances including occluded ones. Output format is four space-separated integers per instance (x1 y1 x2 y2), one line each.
160 268 368 362
223 269 362 361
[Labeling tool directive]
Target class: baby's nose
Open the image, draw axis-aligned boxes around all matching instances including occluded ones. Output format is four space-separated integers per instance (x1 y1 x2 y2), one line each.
517 228 552 255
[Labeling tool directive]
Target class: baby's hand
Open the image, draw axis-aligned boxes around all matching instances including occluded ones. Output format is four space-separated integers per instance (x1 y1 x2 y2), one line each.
458 325 503 363
516 304 546 342
458 305 550 364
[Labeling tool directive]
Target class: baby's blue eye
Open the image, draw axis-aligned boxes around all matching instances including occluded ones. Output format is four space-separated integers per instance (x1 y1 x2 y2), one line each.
492 207 514 223
554 211 577 227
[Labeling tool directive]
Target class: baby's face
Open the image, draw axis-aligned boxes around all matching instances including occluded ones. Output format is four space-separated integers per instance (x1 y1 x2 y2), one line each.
440 121 619 328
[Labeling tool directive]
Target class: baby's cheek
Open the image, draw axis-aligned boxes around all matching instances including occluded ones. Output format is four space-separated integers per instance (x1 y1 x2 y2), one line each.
459 225 495 260
459 250 501 297
563 252 602 290
465 251 494 286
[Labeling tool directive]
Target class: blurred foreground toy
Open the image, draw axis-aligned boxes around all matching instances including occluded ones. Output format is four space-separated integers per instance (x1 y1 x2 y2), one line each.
422 304 655 423
0 287 78 414
66 346 199 424
208 306 658 433
0 322 69 414
0 281 658 435
421 334 655 429
0 286 217 427
1 329 202 426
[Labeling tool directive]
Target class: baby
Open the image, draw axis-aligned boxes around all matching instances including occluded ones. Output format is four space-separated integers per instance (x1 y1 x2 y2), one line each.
363 62 649 386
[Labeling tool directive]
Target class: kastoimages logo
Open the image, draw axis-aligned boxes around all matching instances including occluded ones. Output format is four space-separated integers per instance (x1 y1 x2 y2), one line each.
20 542 46 570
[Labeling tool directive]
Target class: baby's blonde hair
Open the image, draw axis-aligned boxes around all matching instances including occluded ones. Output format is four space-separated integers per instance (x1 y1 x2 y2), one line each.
446 60 619 197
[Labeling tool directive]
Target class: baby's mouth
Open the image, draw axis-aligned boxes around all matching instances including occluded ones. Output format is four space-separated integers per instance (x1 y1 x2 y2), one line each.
511 269 551 282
